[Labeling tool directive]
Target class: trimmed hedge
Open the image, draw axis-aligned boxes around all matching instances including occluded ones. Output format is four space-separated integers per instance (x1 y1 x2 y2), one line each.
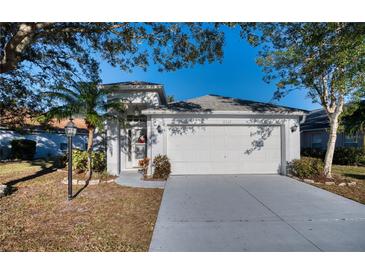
288 157 324 179
10 139 36 160
301 147 365 166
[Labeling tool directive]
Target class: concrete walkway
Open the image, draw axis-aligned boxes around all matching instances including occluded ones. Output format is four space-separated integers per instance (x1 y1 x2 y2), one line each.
116 172 165 189
149 175 365 251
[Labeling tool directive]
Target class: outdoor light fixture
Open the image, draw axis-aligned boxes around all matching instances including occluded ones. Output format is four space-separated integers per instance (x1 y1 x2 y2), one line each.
65 118 77 201
134 106 141 116
291 124 298 132
156 125 163 133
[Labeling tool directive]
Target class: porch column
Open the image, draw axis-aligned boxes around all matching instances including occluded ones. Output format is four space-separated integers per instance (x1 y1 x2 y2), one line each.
147 116 153 175
107 119 120 176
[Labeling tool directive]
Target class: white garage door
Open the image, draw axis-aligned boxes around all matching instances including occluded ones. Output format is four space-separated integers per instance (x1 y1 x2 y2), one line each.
167 125 282 174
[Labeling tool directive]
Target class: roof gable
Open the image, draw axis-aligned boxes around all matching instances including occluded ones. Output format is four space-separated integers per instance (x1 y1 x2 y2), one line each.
144 94 308 115
102 81 167 105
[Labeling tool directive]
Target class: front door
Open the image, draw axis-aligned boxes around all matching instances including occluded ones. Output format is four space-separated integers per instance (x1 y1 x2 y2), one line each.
126 127 147 169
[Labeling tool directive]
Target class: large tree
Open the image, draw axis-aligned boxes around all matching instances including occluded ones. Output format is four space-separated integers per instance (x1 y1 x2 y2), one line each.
0 22 226 124
245 23 365 177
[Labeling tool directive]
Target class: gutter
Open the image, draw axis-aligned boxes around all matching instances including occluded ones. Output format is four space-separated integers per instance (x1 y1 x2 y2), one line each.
142 109 307 116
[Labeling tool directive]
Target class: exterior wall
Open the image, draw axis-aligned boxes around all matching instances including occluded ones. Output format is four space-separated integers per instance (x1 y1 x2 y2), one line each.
106 91 162 175
106 119 120 176
107 119 149 176
146 114 302 175
301 130 365 150
0 129 87 160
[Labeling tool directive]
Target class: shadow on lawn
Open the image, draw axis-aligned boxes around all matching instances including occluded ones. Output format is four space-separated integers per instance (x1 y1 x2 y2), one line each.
72 178 90 199
2 160 93 199
5 165 57 187
2 161 57 197
343 173 365 180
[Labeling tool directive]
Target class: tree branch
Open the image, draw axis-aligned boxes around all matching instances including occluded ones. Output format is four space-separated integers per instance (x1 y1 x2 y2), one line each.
0 23 52 73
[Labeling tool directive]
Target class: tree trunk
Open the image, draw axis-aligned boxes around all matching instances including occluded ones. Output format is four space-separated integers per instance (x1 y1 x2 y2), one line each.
86 127 95 180
323 114 340 178
0 23 52 73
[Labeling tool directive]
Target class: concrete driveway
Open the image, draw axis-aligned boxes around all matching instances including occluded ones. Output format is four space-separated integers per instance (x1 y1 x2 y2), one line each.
149 175 365 251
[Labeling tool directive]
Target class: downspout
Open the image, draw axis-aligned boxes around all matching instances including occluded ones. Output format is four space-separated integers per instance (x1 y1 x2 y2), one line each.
299 114 307 132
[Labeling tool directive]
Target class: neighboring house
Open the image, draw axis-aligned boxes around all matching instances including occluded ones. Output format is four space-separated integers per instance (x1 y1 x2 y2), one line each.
300 108 365 150
0 118 88 160
106 81 307 176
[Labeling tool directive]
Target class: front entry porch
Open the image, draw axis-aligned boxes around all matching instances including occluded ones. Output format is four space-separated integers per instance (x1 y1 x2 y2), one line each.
124 126 147 170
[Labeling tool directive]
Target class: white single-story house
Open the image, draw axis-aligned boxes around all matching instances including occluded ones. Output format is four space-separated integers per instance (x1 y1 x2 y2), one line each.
0 118 89 160
106 81 307 176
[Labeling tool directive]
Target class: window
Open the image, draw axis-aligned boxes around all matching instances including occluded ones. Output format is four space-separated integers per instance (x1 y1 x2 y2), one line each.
84 142 88 151
127 129 132 161
60 143 67 151
344 134 358 146
311 134 322 148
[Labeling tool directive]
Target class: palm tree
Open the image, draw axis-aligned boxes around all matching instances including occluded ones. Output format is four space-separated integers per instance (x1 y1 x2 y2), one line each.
44 81 125 178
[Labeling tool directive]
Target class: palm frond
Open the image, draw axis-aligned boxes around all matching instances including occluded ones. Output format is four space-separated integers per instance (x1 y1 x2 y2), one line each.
42 91 78 106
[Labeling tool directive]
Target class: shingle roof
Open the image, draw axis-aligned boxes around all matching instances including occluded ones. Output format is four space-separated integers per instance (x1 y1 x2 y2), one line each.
102 81 162 86
151 94 308 114
300 108 329 131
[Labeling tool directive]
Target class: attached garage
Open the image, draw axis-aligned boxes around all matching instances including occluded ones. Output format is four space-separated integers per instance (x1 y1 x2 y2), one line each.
106 84 306 177
167 125 282 174
141 95 306 176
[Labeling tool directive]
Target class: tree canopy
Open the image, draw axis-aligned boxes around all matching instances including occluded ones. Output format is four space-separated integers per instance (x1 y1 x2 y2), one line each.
0 22 227 125
246 23 365 177
341 98 365 135
245 23 365 105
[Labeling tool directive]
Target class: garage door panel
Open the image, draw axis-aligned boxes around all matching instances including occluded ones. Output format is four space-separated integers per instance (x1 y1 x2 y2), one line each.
167 125 282 174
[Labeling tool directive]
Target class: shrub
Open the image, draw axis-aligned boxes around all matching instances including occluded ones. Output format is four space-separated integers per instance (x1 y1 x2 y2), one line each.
301 148 325 159
92 151 107 172
332 147 365 165
138 157 150 178
54 154 67 168
288 157 324 179
152 154 171 180
301 147 365 166
359 156 365 166
10 139 36 160
72 150 106 172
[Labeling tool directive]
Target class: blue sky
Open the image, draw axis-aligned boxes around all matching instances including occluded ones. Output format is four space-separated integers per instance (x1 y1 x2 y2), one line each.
99 28 320 111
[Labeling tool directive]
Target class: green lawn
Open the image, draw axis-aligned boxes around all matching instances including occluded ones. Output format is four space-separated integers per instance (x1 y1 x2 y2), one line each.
332 165 365 182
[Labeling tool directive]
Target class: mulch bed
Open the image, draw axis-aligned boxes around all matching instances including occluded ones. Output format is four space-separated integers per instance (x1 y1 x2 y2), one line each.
0 163 163 251
297 174 365 205
313 182 365 205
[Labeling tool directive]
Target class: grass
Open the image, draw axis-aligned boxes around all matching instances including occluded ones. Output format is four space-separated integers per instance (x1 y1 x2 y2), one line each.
0 160 53 176
311 165 365 205
332 165 365 181
0 160 163 251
